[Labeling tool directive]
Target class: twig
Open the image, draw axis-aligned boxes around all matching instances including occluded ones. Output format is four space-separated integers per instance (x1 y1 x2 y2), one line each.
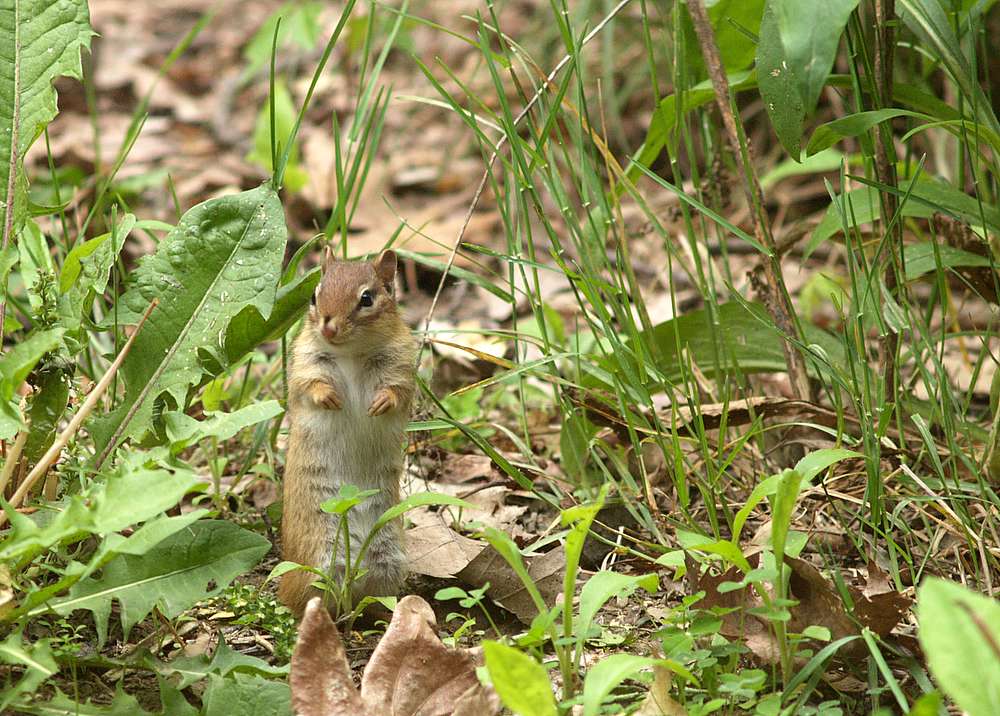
417 0 633 365
0 420 28 497
0 299 158 526
686 0 811 402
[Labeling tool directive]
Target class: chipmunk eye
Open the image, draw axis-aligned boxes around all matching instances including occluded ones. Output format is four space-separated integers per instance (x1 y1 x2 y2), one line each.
358 289 374 308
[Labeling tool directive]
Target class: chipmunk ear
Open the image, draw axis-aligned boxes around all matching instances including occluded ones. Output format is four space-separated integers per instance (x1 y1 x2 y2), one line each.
324 245 335 266
375 250 398 285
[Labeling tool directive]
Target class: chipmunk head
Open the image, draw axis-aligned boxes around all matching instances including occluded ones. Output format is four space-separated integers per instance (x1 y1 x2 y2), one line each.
310 249 399 347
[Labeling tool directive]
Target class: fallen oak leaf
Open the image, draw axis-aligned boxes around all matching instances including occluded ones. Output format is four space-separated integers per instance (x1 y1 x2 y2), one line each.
406 520 486 579
290 595 499 716
290 597 364 716
685 551 910 662
457 545 566 625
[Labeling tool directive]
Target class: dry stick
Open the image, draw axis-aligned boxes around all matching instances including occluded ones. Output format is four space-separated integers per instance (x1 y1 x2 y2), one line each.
417 0 632 362
685 0 811 402
0 37 21 351
873 0 901 402
0 424 29 497
0 299 158 527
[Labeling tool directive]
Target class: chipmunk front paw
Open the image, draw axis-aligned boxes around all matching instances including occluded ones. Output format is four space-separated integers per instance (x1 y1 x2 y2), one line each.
309 383 342 410
368 387 400 416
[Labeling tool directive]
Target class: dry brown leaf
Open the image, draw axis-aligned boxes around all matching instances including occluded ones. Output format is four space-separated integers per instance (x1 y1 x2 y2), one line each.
361 595 498 715
458 545 566 624
686 551 910 662
634 664 687 716
290 595 498 716
290 597 365 716
849 561 913 639
406 520 487 578
439 454 495 484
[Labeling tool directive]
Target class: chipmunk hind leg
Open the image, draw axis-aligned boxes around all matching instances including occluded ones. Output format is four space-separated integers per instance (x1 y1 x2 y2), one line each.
352 523 407 601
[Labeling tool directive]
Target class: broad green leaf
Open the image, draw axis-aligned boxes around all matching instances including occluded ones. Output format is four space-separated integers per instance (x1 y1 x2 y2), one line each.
917 577 1000 716
689 539 754 574
794 448 861 483
756 2 805 157
0 0 93 233
806 109 930 156
483 641 557 716
0 630 57 712
757 0 859 158
224 266 320 364
163 400 284 450
760 148 845 189
243 1 323 75
903 242 992 281
201 673 292 716
627 301 845 386
577 571 659 639
161 638 288 690
51 519 270 644
769 468 803 567
113 511 209 558
582 654 666 716
807 187 932 257
90 183 287 456
808 178 1000 257
731 474 782 545
562 484 608 637
0 327 62 395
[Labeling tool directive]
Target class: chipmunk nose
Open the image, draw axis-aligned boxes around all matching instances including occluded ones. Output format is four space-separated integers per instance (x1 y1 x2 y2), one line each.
321 318 342 341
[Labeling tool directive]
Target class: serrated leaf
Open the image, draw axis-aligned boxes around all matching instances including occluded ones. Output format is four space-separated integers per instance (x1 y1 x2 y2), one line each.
60 213 135 295
0 630 57 712
1 0 93 233
0 326 62 439
12 688 154 716
162 638 288 690
0 465 200 565
22 364 71 464
163 400 284 450
90 184 287 456
51 519 270 644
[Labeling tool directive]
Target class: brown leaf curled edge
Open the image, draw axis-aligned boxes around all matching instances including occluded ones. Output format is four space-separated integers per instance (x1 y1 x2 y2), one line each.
290 595 499 716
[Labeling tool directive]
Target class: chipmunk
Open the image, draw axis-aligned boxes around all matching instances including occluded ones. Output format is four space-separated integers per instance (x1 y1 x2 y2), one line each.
278 249 417 616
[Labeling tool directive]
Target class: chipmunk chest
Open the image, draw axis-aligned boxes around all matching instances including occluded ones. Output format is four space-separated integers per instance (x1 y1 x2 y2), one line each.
324 354 377 414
